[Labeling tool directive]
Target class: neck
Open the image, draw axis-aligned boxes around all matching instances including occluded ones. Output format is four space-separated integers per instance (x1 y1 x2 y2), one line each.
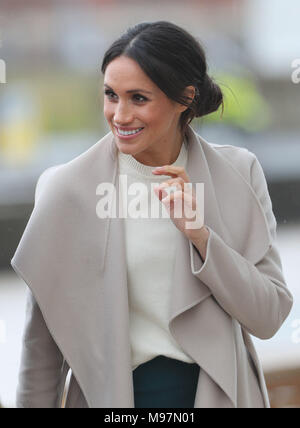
132 127 184 167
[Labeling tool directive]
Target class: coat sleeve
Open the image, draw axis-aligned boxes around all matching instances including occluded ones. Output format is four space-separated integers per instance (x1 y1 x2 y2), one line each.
189 153 293 340
13 167 65 408
16 288 64 408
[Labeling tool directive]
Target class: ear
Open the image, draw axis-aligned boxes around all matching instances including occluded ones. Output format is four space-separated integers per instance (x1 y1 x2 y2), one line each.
177 85 196 113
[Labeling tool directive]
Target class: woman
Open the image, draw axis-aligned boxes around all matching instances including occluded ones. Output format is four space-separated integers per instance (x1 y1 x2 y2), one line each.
11 21 293 408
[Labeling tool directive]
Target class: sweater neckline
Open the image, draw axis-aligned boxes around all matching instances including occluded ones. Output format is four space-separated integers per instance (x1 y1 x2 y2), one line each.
118 136 188 179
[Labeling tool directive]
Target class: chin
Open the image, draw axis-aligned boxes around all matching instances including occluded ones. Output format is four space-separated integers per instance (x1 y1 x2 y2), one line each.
117 143 136 154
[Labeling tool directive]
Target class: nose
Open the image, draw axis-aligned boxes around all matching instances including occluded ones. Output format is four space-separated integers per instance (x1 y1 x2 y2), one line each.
113 101 134 125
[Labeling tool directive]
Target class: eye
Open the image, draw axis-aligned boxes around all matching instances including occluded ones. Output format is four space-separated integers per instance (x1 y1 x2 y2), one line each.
104 89 117 100
104 89 148 103
133 94 148 103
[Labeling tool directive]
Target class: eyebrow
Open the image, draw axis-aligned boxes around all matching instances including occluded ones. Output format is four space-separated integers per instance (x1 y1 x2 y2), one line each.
104 83 152 95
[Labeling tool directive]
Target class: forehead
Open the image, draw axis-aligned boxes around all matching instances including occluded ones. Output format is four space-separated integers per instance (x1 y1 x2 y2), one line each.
104 56 155 91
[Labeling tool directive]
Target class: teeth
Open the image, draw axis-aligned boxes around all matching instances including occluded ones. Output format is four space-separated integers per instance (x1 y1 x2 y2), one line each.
118 127 143 136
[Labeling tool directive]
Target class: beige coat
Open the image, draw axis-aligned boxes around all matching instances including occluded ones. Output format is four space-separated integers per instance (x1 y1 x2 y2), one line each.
11 124 293 408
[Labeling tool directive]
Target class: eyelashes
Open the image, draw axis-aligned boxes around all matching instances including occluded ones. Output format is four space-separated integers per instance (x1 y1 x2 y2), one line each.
104 89 115 99
104 89 148 103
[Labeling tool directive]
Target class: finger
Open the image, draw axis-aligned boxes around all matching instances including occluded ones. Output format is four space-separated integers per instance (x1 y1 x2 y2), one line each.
161 189 182 204
153 184 169 201
159 181 194 201
162 188 195 204
158 177 185 191
152 165 190 182
161 190 183 214
162 189 197 217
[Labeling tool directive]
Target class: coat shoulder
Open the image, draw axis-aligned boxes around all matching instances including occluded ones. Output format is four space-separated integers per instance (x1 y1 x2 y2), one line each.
210 141 253 161
207 141 257 182
35 132 114 202
190 126 259 184
35 165 64 202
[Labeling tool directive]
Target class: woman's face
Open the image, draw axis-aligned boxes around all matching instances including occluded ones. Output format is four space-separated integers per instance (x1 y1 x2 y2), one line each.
103 55 188 165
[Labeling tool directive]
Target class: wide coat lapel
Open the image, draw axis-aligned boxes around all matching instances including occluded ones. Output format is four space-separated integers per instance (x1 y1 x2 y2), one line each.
11 131 134 407
11 125 272 408
167 125 272 407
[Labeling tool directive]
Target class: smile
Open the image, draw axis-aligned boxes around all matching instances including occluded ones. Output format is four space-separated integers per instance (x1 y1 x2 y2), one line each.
115 127 144 139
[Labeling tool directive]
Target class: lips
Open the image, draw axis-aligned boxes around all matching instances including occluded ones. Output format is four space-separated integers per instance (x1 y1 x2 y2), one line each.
116 126 144 131
118 127 143 134
115 126 144 139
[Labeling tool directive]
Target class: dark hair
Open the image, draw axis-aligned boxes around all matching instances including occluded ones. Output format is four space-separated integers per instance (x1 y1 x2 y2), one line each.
101 21 224 136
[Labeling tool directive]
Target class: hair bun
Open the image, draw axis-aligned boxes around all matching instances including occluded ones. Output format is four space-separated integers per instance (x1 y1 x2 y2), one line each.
194 75 223 118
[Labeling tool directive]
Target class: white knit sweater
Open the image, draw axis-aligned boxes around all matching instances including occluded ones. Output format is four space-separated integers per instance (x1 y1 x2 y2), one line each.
118 138 195 370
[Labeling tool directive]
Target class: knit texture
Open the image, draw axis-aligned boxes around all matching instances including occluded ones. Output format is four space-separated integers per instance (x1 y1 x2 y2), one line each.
118 138 195 370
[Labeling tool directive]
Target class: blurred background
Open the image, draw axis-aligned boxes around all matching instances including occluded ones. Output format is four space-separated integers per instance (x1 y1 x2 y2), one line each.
0 0 299 408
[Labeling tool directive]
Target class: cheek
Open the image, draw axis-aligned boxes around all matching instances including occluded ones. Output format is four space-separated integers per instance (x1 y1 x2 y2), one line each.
103 102 114 120
143 104 166 126
150 99 175 123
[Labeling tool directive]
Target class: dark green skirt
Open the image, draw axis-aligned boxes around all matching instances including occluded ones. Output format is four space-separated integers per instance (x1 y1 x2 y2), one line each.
133 355 200 408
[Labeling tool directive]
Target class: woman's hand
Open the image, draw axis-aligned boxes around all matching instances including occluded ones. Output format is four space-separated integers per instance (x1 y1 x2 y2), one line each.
152 165 206 241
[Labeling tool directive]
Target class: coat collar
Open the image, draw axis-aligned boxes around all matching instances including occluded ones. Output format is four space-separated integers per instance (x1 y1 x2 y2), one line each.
11 124 271 408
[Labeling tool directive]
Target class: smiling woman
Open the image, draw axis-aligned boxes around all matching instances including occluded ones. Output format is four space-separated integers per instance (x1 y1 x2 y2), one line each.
11 20 293 409
102 54 188 166
101 22 223 167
